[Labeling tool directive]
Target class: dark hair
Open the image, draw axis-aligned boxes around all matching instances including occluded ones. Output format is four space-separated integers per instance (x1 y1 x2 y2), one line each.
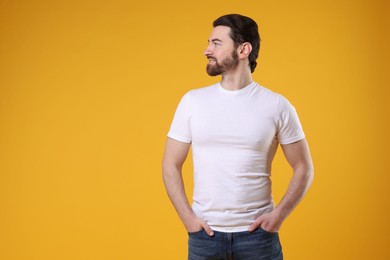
213 14 260 73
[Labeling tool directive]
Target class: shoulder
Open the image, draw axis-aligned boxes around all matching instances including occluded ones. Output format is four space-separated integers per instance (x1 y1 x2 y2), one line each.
175 83 219 109
253 83 299 120
180 84 219 105
253 83 283 105
187 83 219 97
257 83 295 105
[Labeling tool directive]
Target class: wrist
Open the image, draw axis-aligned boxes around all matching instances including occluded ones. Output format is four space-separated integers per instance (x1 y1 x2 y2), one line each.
181 212 197 228
273 206 289 221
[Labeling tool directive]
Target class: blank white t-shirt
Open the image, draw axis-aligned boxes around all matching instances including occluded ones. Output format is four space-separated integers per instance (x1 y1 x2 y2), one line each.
168 82 305 232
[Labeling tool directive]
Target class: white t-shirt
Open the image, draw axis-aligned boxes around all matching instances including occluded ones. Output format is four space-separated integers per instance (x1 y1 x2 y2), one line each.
168 82 305 232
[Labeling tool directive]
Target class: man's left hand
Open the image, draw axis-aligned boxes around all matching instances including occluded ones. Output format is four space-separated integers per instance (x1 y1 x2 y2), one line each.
248 210 284 233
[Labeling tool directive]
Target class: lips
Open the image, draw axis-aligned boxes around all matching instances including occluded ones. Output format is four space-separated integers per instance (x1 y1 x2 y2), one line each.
207 55 217 61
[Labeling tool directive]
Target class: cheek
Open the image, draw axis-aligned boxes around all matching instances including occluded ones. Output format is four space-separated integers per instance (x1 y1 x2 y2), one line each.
215 51 227 60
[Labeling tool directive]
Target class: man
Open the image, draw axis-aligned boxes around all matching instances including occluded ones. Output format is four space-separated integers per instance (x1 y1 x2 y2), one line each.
162 14 314 260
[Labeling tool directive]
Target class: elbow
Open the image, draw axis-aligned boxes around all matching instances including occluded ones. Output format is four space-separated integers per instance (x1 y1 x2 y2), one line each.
162 166 172 187
295 163 314 186
162 160 180 182
162 160 170 181
305 164 314 187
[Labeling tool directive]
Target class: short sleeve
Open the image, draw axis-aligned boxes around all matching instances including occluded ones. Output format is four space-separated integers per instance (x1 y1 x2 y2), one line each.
167 92 192 143
275 95 305 145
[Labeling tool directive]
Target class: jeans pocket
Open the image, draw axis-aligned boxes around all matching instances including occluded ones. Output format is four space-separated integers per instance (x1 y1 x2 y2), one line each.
188 229 204 236
259 227 278 235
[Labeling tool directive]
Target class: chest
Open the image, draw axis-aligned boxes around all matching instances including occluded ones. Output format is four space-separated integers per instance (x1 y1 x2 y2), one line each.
190 98 277 150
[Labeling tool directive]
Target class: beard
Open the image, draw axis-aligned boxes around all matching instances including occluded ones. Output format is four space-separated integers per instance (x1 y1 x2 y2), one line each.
206 50 239 76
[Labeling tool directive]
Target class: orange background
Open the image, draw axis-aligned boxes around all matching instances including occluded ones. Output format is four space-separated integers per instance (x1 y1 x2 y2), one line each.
0 0 389 259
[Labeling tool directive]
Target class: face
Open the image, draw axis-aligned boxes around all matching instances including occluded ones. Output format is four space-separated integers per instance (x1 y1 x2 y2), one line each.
204 26 239 76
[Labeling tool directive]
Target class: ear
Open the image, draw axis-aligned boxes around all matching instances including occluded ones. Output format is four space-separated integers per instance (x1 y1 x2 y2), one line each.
238 42 252 59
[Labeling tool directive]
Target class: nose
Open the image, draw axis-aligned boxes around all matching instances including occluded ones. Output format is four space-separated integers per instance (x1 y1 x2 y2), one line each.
204 44 212 56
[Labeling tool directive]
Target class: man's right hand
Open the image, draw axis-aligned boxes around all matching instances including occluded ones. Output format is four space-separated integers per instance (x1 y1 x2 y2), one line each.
186 216 214 236
162 138 214 237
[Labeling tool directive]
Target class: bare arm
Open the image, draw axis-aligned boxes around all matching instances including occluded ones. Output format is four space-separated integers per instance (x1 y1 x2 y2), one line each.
162 138 214 235
249 138 314 232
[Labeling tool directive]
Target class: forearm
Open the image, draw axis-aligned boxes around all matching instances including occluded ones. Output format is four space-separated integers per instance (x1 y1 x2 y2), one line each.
162 167 195 228
274 165 314 220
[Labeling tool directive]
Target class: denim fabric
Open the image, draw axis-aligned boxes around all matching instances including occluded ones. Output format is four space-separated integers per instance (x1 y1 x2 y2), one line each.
188 228 283 260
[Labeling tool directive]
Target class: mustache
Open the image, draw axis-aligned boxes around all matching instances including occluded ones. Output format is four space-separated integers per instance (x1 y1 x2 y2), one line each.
206 55 217 61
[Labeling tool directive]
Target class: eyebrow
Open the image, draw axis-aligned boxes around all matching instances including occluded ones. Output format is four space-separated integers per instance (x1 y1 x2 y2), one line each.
208 38 223 43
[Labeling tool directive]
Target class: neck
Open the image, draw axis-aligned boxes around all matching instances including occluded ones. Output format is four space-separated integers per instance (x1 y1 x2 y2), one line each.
220 64 253 91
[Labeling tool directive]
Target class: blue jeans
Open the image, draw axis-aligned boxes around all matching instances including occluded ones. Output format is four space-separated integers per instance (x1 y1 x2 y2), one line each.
188 228 283 260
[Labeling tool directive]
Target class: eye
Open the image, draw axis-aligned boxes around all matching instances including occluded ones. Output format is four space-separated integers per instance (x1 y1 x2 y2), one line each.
207 40 222 48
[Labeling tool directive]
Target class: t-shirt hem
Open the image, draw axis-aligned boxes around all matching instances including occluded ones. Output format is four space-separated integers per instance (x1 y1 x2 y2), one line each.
167 133 191 143
279 134 305 145
210 225 250 233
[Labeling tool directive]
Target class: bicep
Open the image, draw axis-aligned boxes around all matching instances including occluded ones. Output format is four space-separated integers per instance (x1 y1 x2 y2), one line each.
162 137 191 169
281 138 313 171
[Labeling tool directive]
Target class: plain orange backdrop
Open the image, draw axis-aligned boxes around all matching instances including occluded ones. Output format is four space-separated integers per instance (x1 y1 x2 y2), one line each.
0 0 389 259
